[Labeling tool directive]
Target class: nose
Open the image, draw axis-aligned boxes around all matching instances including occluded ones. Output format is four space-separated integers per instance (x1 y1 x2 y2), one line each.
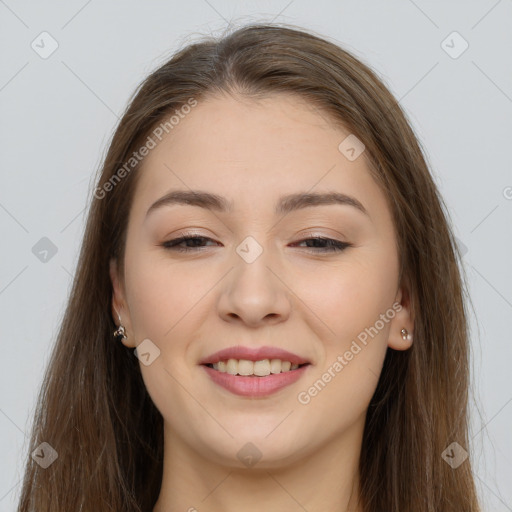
217 251 292 328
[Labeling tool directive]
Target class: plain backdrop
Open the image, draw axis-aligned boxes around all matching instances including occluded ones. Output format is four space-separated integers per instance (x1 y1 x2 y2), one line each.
1 1 511 510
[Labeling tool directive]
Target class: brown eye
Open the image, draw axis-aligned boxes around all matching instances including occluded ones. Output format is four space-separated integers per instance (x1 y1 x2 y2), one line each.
292 237 351 253
161 235 351 254
162 235 218 252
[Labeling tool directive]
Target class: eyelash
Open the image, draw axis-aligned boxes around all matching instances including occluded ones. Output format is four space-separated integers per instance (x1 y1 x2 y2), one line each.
161 234 351 253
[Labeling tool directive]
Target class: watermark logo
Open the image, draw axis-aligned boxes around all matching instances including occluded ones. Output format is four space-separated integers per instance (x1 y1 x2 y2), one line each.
32 442 58 469
338 134 365 161
441 31 469 59
454 236 468 257
134 338 161 366
32 237 58 263
441 441 468 469
237 442 262 468
236 236 263 264
31 31 59 59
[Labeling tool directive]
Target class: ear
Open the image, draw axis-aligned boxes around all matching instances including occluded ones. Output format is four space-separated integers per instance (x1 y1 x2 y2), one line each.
109 258 136 348
387 277 414 351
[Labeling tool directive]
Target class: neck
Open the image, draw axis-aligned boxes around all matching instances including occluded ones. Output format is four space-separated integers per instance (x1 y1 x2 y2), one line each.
153 416 365 512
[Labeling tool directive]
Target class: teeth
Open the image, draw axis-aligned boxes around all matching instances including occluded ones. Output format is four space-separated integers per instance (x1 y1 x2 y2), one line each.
238 359 254 376
226 359 238 375
253 359 270 376
211 358 302 376
270 359 281 374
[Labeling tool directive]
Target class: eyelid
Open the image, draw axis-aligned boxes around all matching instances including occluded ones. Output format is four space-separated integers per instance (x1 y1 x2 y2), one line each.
161 232 352 254
166 229 348 244
294 227 348 239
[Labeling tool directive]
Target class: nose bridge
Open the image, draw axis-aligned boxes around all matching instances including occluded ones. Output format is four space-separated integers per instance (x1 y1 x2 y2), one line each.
217 234 291 326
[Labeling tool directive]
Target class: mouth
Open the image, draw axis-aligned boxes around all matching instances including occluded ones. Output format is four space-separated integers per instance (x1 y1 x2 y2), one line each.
199 345 312 396
199 345 311 367
199 347 312 396
203 359 311 377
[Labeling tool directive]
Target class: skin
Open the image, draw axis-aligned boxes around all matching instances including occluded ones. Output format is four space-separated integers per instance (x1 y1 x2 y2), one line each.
110 92 414 512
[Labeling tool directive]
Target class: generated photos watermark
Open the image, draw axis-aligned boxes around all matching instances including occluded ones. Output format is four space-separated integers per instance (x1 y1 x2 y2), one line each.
297 301 403 405
94 97 198 200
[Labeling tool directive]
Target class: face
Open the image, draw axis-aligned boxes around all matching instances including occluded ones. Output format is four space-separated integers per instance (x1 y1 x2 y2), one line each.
110 93 413 469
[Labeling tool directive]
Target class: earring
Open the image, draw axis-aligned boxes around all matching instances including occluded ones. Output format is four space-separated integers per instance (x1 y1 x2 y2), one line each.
113 308 127 342
401 328 412 341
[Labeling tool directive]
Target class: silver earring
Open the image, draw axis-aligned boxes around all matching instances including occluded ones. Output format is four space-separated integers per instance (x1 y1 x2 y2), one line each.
401 328 412 341
113 308 127 342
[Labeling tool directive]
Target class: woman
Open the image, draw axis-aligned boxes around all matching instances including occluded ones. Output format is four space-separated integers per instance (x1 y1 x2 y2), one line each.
17 23 481 511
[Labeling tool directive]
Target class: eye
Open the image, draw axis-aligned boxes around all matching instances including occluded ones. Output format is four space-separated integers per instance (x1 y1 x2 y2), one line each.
291 237 351 253
161 234 218 252
161 234 351 253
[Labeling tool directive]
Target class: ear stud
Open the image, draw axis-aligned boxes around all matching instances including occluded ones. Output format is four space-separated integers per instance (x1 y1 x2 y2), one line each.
113 307 127 342
401 328 412 341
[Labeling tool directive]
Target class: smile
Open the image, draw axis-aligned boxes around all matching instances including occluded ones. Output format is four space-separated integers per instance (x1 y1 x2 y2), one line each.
201 360 311 397
205 358 308 376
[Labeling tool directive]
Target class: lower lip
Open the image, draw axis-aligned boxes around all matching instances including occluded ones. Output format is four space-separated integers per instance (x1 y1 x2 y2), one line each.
201 364 310 397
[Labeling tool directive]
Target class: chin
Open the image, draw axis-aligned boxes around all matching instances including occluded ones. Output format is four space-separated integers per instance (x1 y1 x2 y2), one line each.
194 429 312 470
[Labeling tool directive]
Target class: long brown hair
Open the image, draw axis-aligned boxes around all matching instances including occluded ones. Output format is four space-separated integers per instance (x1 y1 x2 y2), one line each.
17 23 480 511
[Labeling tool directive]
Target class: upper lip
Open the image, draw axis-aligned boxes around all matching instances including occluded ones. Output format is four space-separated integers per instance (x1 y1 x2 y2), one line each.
199 345 311 365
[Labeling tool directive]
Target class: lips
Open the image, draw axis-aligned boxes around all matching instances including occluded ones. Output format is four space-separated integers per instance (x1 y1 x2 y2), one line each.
198 345 311 366
198 345 312 397
201 363 310 397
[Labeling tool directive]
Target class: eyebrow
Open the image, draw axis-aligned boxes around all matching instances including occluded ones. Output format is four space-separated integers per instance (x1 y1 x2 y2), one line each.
145 189 369 218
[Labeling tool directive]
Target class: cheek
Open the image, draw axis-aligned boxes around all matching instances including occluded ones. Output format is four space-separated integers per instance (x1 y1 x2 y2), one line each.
293 253 397 425
124 247 206 339
123 252 209 422
295 249 399 345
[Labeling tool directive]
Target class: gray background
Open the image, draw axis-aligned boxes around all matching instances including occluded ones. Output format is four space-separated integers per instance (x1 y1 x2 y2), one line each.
1 0 511 510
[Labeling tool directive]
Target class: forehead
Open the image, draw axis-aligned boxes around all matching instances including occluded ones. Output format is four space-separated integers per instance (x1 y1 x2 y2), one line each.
130 93 389 223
